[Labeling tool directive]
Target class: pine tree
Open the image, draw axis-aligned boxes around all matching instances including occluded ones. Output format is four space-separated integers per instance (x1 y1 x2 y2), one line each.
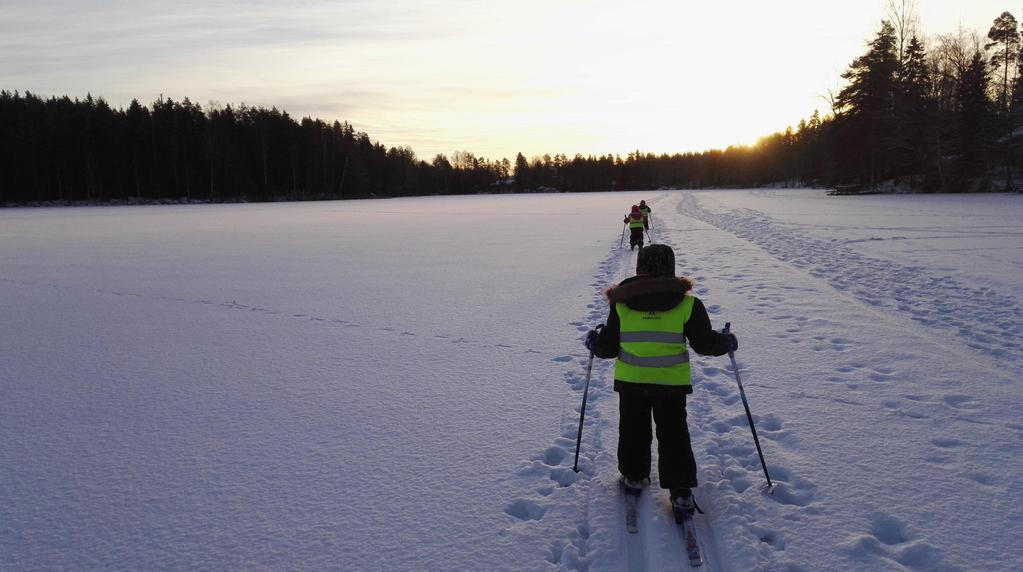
895 36 937 186
835 20 900 185
986 11 1020 189
956 51 994 188
513 152 528 191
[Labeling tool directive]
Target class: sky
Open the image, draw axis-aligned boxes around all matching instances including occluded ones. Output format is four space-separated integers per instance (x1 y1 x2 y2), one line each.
0 0 1017 161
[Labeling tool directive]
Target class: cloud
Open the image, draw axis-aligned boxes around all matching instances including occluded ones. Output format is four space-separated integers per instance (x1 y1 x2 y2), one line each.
1 1 467 84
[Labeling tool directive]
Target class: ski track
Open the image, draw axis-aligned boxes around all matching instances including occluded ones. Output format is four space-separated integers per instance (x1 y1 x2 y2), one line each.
499 240 652 571
654 195 807 572
677 193 1023 374
614 194 806 572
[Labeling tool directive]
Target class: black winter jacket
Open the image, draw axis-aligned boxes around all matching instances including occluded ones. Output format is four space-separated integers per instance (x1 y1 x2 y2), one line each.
592 275 733 396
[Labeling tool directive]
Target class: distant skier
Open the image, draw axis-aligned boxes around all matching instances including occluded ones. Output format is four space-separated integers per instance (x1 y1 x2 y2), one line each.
639 200 651 230
624 205 645 250
584 244 738 517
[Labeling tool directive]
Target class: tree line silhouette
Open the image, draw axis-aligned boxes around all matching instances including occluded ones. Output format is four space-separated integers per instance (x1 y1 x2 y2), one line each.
3 8 1022 204
0 94 510 203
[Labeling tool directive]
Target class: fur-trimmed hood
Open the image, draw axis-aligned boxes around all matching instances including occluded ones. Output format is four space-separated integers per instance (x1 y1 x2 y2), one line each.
605 275 694 312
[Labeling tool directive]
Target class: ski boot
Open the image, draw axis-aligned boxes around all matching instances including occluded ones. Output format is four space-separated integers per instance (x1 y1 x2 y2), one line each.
670 487 695 523
621 476 650 496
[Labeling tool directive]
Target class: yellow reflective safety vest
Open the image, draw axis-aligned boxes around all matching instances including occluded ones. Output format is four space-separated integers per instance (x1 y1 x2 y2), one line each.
614 295 695 386
627 214 645 229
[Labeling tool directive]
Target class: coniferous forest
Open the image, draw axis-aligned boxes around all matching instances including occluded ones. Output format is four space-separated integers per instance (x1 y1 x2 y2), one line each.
3 10 1023 204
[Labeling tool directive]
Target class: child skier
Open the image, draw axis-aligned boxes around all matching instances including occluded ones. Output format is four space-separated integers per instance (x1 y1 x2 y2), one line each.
624 205 646 250
585 244 737 516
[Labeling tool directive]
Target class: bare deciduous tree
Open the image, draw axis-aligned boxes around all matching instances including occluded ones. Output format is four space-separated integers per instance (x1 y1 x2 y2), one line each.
887 0 920 66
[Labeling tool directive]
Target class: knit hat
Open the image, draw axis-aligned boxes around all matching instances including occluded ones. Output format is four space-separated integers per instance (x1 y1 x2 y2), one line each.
636 244 675 277
631 205 640 212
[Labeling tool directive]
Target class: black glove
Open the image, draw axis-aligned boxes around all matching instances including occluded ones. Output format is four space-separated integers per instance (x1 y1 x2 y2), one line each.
585 329 600 351
720 331 738 353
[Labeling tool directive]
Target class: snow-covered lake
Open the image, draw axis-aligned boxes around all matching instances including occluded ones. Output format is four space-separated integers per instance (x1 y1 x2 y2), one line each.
2 189 1021 571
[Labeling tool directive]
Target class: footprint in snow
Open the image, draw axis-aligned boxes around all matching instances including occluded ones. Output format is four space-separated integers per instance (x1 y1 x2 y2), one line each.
536 446 567 466
699 379 729 397
768 473 817 507
841 512 952 571
869 513 912 545
549 467 580 487
723 466 753 493
700 365 726 378
871 372 896 384
942 394 978 409
757 413 783 432
751 524 785 550
962 471 999 487
931 438 963 450
504 499 546 521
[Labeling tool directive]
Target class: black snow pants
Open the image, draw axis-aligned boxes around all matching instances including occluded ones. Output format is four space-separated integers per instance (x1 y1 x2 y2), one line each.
617 390 697 490
629 228 645 247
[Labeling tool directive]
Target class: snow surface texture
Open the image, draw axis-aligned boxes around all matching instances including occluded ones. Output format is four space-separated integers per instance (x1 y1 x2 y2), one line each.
2 190 1021 571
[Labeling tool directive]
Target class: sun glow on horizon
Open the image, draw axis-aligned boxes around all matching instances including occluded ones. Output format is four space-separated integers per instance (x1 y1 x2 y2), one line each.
316 0 882 160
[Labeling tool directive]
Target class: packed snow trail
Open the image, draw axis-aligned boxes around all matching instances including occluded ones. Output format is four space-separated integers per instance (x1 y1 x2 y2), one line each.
519 203 734 572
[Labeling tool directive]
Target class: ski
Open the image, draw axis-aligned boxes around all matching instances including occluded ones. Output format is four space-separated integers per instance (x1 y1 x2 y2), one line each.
674 508 703 567
621 479 644 534
681 513 703 566
624 489 639 533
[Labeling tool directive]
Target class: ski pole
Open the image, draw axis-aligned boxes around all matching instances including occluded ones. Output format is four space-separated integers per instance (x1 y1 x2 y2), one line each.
573 323 604 472
619 223 627 249
723 322 773 488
